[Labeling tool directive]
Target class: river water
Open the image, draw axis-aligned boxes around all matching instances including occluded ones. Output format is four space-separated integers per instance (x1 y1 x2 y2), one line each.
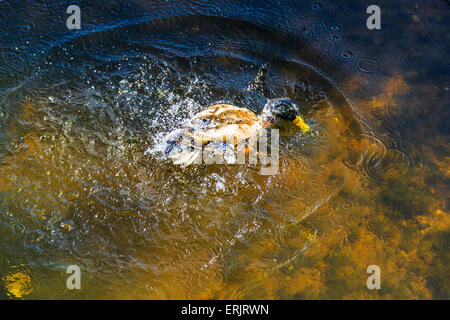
0 0 448 299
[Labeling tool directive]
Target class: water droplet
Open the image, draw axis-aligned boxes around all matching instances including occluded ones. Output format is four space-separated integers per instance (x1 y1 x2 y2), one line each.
356 58 380 73
341 50 353 59
311 1 324 10
331 24 341 31
440 49 449 66
330 34 339 41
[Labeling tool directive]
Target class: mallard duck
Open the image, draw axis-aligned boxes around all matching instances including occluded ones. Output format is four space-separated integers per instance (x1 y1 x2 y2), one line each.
160 98 310 166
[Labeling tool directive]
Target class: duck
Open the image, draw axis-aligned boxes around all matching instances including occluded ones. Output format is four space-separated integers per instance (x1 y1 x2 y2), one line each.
159 98 310 166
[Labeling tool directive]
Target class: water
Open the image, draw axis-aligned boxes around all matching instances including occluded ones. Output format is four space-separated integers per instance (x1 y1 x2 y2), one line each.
0 0 448 299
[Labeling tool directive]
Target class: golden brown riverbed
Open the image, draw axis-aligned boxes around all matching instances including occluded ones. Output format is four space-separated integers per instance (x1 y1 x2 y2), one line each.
0 0 448 299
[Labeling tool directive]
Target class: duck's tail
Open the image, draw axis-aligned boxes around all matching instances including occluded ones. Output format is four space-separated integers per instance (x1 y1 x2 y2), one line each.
157 129 200 167
168 143 203 167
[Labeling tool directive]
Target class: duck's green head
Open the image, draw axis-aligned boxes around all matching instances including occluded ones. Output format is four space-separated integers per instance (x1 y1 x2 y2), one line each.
261 98 310 133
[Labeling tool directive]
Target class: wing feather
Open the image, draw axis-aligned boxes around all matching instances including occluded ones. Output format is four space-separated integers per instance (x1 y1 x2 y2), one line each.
160 104 263 166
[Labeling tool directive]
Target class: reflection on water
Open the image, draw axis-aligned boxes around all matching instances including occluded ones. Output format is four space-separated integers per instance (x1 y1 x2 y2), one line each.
0 0 448 299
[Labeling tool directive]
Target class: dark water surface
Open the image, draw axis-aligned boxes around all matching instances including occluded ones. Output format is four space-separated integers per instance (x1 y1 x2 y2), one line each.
0 0 448 299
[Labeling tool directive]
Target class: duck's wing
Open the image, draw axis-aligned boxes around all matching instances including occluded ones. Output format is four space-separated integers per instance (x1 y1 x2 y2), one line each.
194 104 260 123
158 129 200 167
188 104 263 145
159 104 262 167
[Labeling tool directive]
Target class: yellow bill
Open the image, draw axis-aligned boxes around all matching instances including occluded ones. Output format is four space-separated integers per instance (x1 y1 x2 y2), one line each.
293 115 310 133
